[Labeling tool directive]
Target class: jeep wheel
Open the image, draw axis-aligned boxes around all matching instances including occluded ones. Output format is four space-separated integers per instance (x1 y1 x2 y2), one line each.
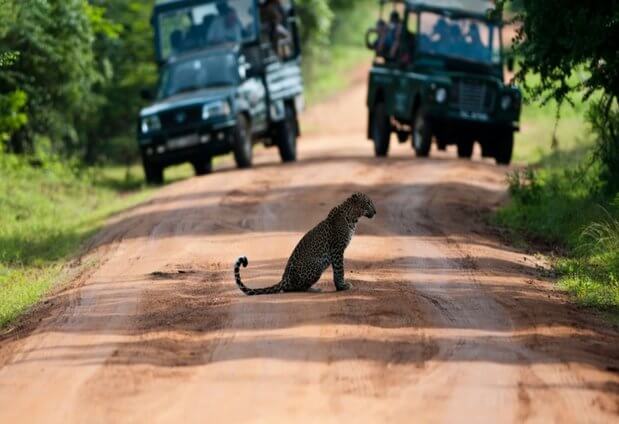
143 161 163 185
275 105 297 162
480 140 494 158
372 102 390 157
495 131 514 165
192 158 212 176
233 114 253 169
457 139 474 159
412 108 432 157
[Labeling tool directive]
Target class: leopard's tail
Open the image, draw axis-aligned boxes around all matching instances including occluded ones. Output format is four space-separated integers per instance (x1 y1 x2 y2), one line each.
234 256 284 296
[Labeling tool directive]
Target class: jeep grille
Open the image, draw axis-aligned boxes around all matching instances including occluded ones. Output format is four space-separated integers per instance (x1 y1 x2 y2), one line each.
160 105 202 129
451 80 495 113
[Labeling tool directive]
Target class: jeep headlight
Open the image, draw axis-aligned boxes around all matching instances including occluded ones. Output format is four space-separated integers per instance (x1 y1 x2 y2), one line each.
500 95 512 110
435 87 448 104
202 100 231 120
141 115 161 134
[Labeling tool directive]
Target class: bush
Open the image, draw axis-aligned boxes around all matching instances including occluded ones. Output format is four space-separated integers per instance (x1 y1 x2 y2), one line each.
0 90 27 144
500 0 619 192
588 97 619 195
499 162 619 314
0 0 102 155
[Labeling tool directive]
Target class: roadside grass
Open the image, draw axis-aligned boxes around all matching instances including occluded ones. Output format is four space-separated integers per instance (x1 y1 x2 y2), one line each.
0 154 154 327
303 0 375 105
497 89 619 318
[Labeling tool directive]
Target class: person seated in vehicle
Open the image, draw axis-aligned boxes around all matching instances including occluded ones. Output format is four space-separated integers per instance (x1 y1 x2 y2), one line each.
382 11 403 61
429 17 449 53
371 18 389 57
446 23 466 57
466 23 489 61
185 14 216 50
170 29 185 54
206 1 243 45
261 0 292 58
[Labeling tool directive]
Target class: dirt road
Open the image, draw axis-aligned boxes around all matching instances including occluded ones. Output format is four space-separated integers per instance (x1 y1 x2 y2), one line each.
1 79 618 423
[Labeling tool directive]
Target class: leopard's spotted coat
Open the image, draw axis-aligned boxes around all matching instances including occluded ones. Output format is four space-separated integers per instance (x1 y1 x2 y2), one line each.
233 193 376 295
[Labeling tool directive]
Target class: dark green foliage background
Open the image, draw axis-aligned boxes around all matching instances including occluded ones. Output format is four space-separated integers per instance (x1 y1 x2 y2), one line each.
500 0 619 193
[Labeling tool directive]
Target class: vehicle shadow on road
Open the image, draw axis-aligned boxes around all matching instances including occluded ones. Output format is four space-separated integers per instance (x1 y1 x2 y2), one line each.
93 155 503 237
82 181 507 251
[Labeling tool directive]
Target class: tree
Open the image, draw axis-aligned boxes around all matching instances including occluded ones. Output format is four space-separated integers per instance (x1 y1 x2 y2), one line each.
296 0 334 55
0 0 102 154
501 0 619 193
86 0 156 163
0 0 26 149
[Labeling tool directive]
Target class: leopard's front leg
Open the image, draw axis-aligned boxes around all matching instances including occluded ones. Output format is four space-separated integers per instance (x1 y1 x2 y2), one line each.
330 248 352 291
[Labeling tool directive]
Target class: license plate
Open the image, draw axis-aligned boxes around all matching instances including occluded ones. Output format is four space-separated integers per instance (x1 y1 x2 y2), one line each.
167 134 199 150
459 111 489 121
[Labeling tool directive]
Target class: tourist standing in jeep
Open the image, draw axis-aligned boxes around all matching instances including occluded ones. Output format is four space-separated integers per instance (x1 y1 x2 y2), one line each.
138 0 304 184
366 0 521 165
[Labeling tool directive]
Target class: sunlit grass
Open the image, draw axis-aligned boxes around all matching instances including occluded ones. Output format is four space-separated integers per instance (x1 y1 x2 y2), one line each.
0 154 152 327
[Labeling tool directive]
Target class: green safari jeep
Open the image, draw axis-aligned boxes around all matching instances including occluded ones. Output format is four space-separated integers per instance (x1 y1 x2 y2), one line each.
366 0 521 164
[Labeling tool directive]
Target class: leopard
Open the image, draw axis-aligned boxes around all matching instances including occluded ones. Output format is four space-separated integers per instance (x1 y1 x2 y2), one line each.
233 192 376 296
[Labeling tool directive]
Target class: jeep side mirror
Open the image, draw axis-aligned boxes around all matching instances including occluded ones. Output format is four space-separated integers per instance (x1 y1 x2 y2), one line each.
140 89 154 101
507 56 514 72
239 63 251 80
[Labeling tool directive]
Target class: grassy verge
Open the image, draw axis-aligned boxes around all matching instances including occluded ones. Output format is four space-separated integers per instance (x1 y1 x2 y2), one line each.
303 0 375 105
497 92 619 318
0 154 159 327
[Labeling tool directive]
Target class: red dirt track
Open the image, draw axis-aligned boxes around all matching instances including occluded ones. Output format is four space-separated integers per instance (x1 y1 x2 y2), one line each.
0 79 618 423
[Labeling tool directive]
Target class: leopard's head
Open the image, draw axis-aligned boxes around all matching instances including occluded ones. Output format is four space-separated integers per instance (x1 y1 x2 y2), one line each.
349 192 376 219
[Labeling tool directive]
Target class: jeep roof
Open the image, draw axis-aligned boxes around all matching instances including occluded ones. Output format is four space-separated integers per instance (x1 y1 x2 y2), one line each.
380 0 496 20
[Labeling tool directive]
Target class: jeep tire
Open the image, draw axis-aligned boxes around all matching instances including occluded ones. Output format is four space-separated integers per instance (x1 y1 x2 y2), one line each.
412 108 432 157
275 104 297 162
495 131 514 165
233 114 253 169
143 161 163 185
372 102 390 157
192 158 213 176
457 139 474 159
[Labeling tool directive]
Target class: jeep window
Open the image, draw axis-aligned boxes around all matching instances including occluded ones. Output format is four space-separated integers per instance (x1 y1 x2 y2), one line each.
417 12 501 65
158 54 238 99
158 0 257 60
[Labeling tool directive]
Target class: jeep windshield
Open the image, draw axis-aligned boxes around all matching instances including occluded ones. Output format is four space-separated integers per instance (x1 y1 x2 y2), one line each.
157 0 257 61
417 12 501 65
158 53 238 99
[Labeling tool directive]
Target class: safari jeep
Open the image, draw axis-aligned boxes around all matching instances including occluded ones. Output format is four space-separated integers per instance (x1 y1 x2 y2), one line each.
138 0 304 184
366 0 521 164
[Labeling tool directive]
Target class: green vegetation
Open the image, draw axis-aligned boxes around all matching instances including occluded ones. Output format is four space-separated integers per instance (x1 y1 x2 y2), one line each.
497 159 619 316
512 74 591 164
304 0 375 104
0 152 150 326
497 0 619 316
